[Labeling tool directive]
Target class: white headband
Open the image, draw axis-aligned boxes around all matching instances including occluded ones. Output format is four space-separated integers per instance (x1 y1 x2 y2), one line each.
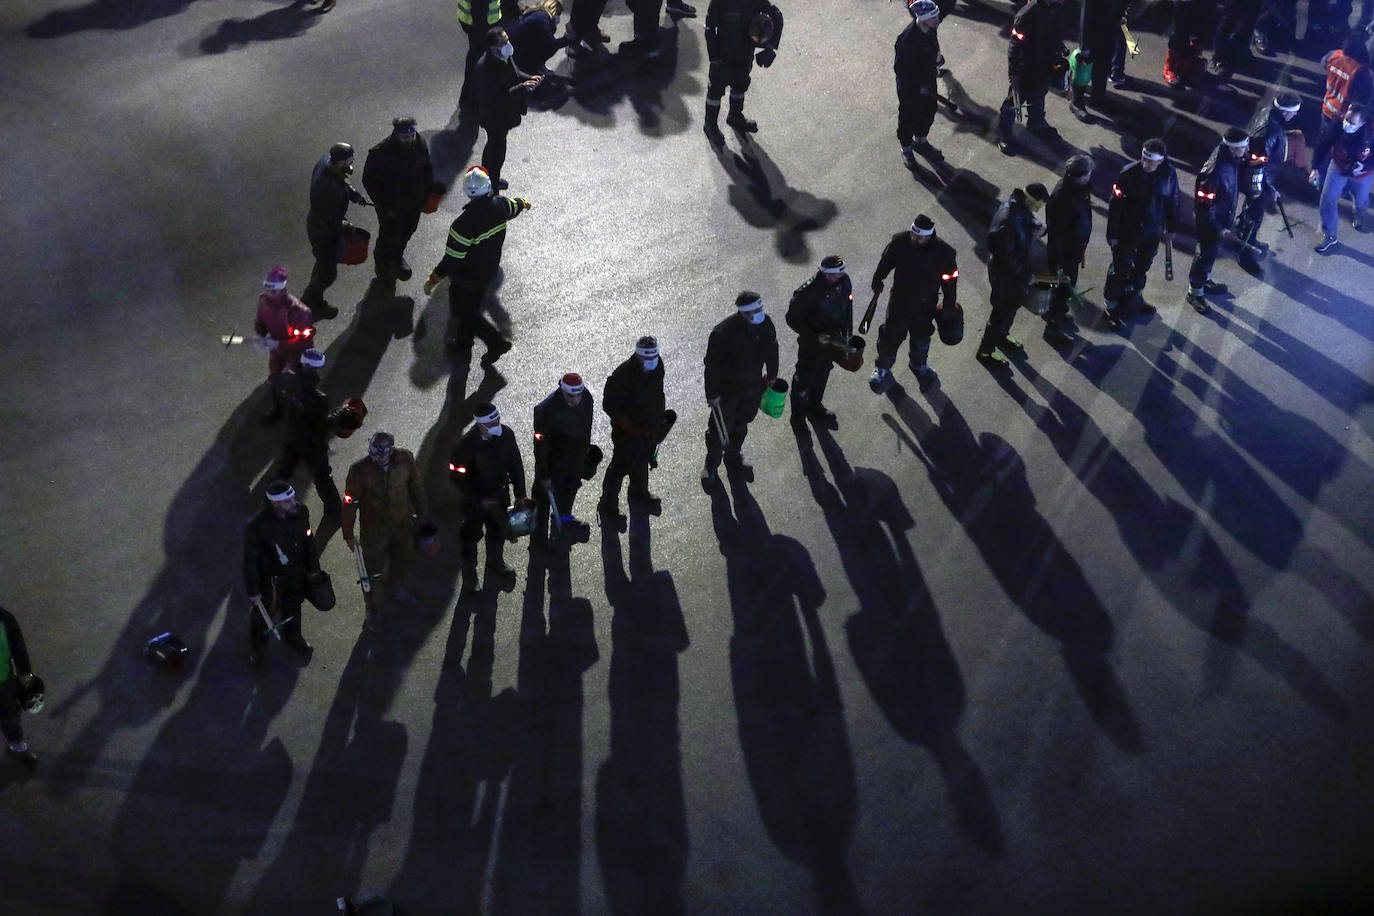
1141 150 1165 161
819 265 846 275
911 223 935 236
475 407 500 424
267 485 296 502
1275 98 1301 113
301 351 325 368
263 279 287 291
736 296 763 312
636 344 659 358
560 377 585 394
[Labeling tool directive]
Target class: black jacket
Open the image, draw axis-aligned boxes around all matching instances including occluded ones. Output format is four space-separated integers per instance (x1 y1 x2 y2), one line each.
1046 177 1092 268
362 134 436 214
450 424 527 503
283 373 333 446
510 8 565 73
987 189 1038 281
533 388 594 481
1313 117 1374 178
243 505 319 597
704 312 779 400
307 157 367 244
787 273 854 343
1008 0 1065 85
0 608 33 685
604 355 667 440
1107 160 1180 242
1193 143 1241 235
872 231 959 308
433 195 531 284
705 0 783 62
894 19 940 93
1246 103 1289 186
475 52 529 131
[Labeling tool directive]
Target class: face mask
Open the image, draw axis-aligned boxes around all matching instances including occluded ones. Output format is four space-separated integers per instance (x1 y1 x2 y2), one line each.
488 423 503 436
1343 120 1360 134
748 310 766 325
641 357 659 371
498 42 514 59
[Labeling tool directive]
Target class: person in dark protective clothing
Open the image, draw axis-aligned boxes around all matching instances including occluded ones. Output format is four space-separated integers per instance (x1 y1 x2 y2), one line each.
254 265 316 425
869 214 959 391
1206 0 1262 80
1186 127 1249 314
274 348 344 517
996 0 1067 156
0 606 41 770
1103 138 1179 329
1250 0 1296 56
977 184 1047 368
1312 103 1373 254
621 0 699 57
458 0 505 109
1078 0 1127 103
787 255 852 427
702 292 778 480
1162 0 1212 90
474 27 543 189
702 0 783 144
895 0 945 168
450 402 527 592
303 142 370 320
244 480 320 666
534 372 596 539
343 431 427 631
423 165 532 361
566 0 611 57
1233 93 1300 272
363 117 443 284
1043 154 1093 343
600 336 673 522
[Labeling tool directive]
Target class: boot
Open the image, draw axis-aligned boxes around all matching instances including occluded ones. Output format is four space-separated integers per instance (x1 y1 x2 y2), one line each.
726 95 757 133
704 99 725 145
260 384 284 425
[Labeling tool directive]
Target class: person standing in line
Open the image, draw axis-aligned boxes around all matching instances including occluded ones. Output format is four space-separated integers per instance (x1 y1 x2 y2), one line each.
702 292 778 480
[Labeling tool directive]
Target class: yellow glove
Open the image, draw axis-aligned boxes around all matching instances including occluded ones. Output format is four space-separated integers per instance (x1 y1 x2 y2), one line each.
517 198 533 211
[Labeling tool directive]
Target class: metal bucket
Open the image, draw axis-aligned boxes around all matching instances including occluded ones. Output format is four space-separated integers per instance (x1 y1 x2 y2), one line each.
835 335 865 372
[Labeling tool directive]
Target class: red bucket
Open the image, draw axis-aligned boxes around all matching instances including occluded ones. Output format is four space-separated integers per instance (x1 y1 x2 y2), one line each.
340 227 371 265
422 191 444 214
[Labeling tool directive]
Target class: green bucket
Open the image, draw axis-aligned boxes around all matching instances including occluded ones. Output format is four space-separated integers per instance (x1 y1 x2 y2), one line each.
760 378 788 418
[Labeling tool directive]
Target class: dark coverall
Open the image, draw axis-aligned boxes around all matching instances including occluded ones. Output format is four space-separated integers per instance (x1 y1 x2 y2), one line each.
475 50 532 187
1189 143 1241 289
534 387 595 526
1104 160 1180 314
432 194 531 349
978 190 1038 356
569 0 609 45
450 423 527 569
1235 107 1283 250
1079 0 1127 100
244 504 319 650
601 355 668 508
997 0 1065 141
275 367 342 513
894 16 941 148
303 157 368 310
1209 0 1262 71
1163 0 1213 86
0 607 34 749
704 311 778 469
871 232 958 372
705 0 783 121
363 132 438 281
1045 175 1092 323
787 272 853 410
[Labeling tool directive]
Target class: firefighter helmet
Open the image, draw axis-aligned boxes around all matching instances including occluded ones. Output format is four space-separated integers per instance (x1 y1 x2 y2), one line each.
462 166 494 198
748 12 775 46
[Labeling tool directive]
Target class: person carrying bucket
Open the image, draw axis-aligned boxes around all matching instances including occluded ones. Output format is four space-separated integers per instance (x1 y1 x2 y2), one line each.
785 254 852 429
701 292 778 483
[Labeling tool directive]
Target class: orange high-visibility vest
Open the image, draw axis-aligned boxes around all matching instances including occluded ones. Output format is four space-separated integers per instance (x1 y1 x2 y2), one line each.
1323 51 1366 119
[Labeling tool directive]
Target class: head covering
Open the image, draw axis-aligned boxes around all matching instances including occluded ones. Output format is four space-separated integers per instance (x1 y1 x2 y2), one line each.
911 214 935 235
392 116 418 134
474 402 500 424
328 142 354 163
266 480 296 502
1222 127 1250 148
819 254 846 274
635 336 659 359
1025 182 1050 203
1274 92 1301 112
263 266 288 290
1142 138 1168 160
300 348 326 369
735 291 763 312
1065 154 1093 178
560 372 585 394
369 431 395 450
907 0 940 22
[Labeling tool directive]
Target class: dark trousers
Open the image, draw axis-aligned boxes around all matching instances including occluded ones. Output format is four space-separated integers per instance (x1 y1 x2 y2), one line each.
707 57 753 102
540 468 584 524
1254 0 1295 44
1103 234 1162 307
998 78 1048 138
705 385 760 468
628 0 662 43
1189 227 1222 287
977 271 1025 354
375 206 421 273
570 0 609 38
1045 256 1082 322
792 340 837 405
602 430 652 504
460 499 508 567
1081 0 1127 94
459 23 491 105
447 280 506 348
250 585 304 650
276 439 341 510
897 86 938 144
1235 191 1267 244
0 681 23 745
480 124 510 186
302 235 339 308
1211 0 1261 64
875 299 935 369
